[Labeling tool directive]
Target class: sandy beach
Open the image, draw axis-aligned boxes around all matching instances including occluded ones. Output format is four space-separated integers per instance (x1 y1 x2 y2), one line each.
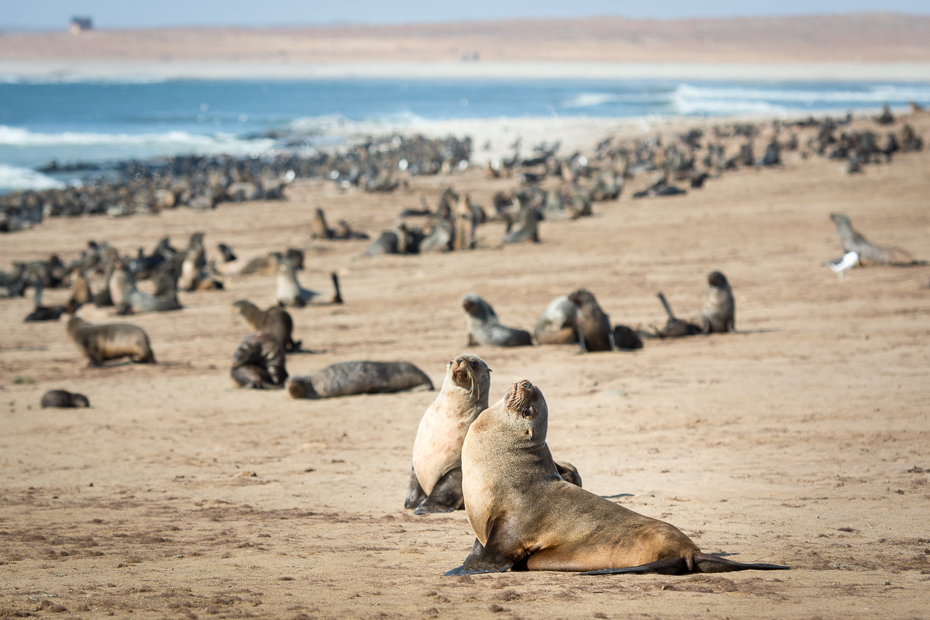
1 107 929 618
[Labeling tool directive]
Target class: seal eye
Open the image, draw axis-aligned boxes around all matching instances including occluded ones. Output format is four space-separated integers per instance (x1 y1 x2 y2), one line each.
523 406 535 419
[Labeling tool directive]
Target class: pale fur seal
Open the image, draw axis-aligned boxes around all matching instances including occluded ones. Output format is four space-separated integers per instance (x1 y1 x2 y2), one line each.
231 300 299 352
830 213 920 266
406 354 492 514
41 389 90 408
276 261 343 307
701 272 735 334
462 293 533 347
447 379 788 576
406 355 581 514
286 361 432 399
109 259 181 313
533 295 578 345
66 316 155 366
230 331 288 389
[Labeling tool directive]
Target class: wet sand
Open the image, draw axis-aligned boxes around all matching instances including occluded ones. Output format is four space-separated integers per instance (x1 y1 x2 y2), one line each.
1 113 929 618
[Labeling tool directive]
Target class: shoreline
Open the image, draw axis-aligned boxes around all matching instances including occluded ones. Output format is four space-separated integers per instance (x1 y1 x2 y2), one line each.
3 60 930 82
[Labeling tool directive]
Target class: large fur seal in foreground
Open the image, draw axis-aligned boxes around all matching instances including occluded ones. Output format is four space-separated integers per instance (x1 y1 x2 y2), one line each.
41 389 90 408
830 213 921 266
407 355 581 514
287 361 432 399
230 331 288 389
462 293 532 347
447 379 788 576
701 271 735 334
66 317 155 366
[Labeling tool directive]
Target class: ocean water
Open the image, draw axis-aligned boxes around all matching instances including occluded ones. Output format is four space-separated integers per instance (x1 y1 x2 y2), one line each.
1 78 929 192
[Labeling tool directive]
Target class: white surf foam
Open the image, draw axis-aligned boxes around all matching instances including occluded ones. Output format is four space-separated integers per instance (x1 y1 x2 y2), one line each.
560 93 622 108
0 164 65 192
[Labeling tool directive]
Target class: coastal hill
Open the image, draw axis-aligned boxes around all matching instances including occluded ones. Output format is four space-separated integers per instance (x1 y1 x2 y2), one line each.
1 13 930 63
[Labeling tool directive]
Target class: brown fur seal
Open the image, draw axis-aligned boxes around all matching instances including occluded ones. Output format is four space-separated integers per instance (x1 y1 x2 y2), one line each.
286 361 432 399
462 293 533 347
65 269 92 313
232 300 299 352
276 261 343 307
230 331 288 389
66 316 155 366
567 289 612 352
701 272 735 334
533 295 578 345
406 355 581 514
653 292 701 338
447 379 788 576
110 259 181 313
830 213 920 266
41 389 90 408
502 207 540 244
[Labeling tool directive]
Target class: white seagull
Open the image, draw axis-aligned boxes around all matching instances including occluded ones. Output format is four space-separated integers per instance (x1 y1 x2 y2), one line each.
826 251 859 281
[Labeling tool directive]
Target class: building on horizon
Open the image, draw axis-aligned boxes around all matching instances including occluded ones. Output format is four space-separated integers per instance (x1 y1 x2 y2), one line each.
69 17 93 35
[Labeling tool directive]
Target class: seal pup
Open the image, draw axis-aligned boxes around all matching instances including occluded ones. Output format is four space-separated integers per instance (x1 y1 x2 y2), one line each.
66 316 155 366
230 331 288 389
447 379 788 576
653 292 701 338
701 272 735 334
830 213 920 266
462 293 533 347
533 295 577 345
41 389 90 408
406 354 492 514
231 300 300 352
286 361 432 399
567 289 612 352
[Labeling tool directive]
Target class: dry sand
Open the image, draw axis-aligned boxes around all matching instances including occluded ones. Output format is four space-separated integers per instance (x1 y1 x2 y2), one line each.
1 113 930 618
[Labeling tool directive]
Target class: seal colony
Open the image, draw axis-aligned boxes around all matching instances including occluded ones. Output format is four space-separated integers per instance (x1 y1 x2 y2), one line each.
447 379 788 575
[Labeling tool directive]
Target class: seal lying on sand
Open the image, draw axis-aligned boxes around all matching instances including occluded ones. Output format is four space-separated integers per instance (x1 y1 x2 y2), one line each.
701 271 735 334
276 260 343 307
406 355 581 514
230 331 288 389
462 293 533 347
109 259 181 313
40 389 90 408
286 361 432 399
653 292 702 338
231 300 300 352
446 379 788 576
830 213 921 266
66 316 155 366
533 296 578 345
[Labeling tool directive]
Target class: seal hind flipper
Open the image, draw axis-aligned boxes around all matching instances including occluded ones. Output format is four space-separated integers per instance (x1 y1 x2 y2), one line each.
692 553 789 573
414 468 464 514
580 554 789 576
445 536 518 576
580 556 692 575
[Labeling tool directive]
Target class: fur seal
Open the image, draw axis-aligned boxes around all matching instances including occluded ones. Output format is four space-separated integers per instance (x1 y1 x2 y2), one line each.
110 259 181 313
232 300 299 352
567 289 612 352
533 295 578 345
462 294 533 347
24 283 67 322
66 316 155 366
230 331 288 389
653 292 701 338
286 361 432 399
829 213 920 266
701 272 735 334
405 355 582 514
41 389 90 408
276 261 343 307
447 379 788 576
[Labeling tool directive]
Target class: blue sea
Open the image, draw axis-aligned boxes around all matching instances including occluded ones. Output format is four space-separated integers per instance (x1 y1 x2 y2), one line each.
2 77 929 193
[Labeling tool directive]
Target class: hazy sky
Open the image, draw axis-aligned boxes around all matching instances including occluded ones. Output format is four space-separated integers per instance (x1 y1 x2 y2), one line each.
4 0 930 30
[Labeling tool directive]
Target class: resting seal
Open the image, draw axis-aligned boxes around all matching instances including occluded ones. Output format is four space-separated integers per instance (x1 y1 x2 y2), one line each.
286 361 432 399
109 259 181 313
653 292 701 338
830 213 920 266
447 379 788 576
701 272 735 334
533 296 578 345
40 389 90 408
232 300 300 352
462 293 532 347
230 331 288 389
66 317 155 366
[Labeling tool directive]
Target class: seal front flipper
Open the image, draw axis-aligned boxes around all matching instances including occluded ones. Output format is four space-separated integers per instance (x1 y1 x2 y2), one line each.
404 467 427 510
445 518 524 576
414 468 464 514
